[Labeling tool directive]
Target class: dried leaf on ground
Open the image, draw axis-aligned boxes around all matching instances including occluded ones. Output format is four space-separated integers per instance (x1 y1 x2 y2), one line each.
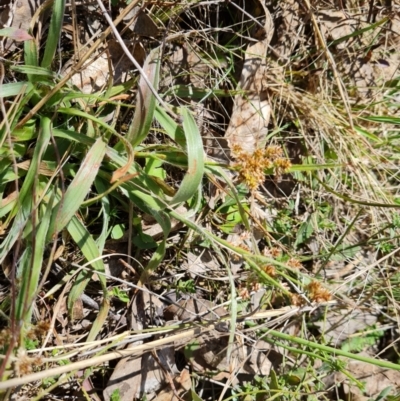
103 348 178 401
165 298 272 380
121 6 158 38
185 248 221 279
105 289 173 401
272 0 301 58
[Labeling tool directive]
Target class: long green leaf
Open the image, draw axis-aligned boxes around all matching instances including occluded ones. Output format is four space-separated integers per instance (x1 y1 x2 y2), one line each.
57 108 119 136
138 209 171 284
41 0 66 68
23 32 39 85
67 216 109 342
154 105 186 147
0 116 52 264
169 108 204 205
11 65 57 78
47 137 106 239
0 82 32 98
16 185 55 324
126 46 161 148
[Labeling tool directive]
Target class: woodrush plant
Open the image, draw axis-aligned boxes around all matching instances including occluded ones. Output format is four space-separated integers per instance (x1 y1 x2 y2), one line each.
0 0 206 380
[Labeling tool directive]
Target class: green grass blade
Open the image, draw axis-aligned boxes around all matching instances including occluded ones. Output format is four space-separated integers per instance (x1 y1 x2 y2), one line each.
0 27 32 41
57 108 119 136
16 185 55 324
126 46 161 148
138 209 171 284
41 0 66 69
0 82 32 98
94 178 110 254
67 215 109 341
23 32 39 84
0 116 52 263
154 105 186 147
266 328 400 372
11 65 57 78
328 17 388 47
48 137 107 239
169 108 204 205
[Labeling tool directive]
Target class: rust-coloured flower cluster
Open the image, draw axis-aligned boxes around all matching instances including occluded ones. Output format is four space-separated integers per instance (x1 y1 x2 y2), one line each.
231 144 292 191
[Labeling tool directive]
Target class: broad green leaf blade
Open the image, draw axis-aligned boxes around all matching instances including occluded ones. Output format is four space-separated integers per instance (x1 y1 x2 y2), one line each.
139 209 171 284
41 0 66 68
24 33 39 84
0 82 32 98
57 108 119 136
87 299 110 342
67 216 109 342
169 108 204 205
11 65 57 78
94 178 110 254
48 137 106 239
154 105 186 147
16 186 55 324
52 128 167 211
0 116 52 264
127 46 161 148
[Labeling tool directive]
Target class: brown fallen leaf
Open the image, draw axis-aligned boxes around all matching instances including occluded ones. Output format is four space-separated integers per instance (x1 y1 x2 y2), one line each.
104 287 176 401
165 298 272 381
103 349 175 401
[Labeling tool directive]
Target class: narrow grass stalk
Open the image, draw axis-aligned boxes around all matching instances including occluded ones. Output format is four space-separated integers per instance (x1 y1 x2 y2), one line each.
265 329 400 371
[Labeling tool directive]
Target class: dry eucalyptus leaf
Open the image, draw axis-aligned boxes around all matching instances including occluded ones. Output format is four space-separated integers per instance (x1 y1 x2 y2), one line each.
184 331 272 379
273 0 301 58
108 38 146 84
314 308 378 344
165 298 272 378
225 0 274 154
70 53 110 94
318 10 362 50
104 350 176 401
154 368 191 401
164 298 228 324
104 288 174 401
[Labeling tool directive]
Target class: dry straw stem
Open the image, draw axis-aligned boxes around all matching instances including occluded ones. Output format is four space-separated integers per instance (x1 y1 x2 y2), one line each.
0 306 302 390
16 0 142 128
268 68 391 207
0 326 207 390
